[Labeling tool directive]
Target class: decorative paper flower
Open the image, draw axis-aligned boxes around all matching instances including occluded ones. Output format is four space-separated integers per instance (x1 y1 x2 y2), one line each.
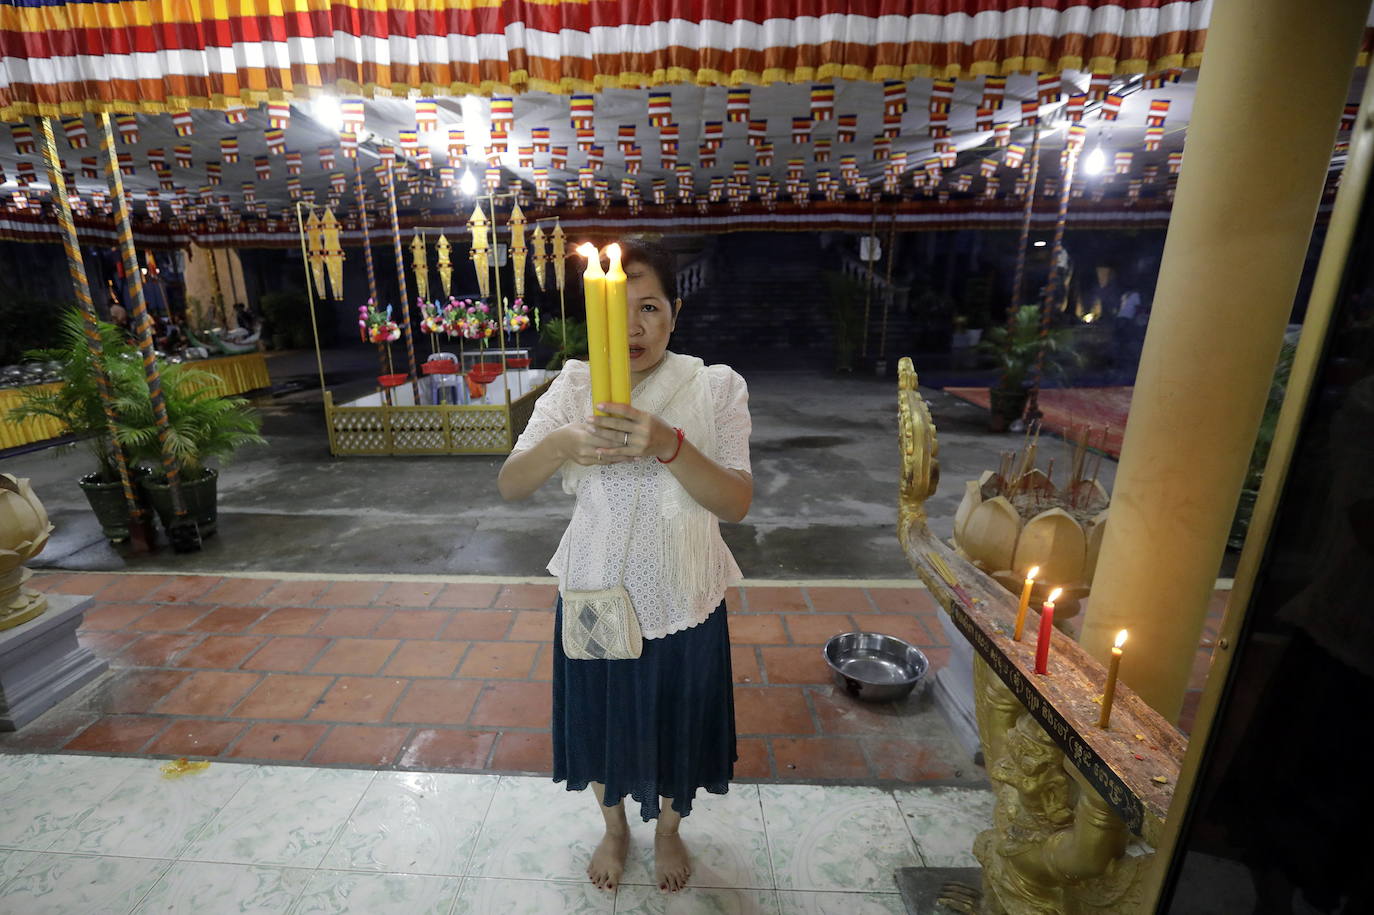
360 300 401 344
418 298 445 334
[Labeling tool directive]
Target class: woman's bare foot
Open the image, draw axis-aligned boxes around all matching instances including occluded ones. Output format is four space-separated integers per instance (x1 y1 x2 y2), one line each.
654 830 692 892
587 826 630 891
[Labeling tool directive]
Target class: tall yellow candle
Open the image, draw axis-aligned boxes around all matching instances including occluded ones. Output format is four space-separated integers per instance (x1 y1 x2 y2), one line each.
1097 629 1128 728
577 242 611 416
603 243 632 405
1012 565 1039 641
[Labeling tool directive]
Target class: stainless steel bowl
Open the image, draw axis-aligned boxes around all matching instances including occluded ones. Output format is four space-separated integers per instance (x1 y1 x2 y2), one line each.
823 632 929 702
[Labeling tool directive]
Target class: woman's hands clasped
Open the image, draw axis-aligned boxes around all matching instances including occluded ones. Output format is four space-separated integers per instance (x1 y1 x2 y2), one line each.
557 403 676 466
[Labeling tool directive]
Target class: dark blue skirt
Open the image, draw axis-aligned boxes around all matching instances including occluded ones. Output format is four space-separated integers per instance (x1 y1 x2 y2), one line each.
552 597 737 821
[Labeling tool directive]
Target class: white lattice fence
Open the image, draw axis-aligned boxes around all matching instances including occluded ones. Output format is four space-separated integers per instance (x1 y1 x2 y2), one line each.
449 408 511 452
331 407 390 454
391 408 451 453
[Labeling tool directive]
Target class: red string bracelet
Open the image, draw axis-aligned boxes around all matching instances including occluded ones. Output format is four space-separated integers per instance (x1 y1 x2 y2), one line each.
657 427 685 464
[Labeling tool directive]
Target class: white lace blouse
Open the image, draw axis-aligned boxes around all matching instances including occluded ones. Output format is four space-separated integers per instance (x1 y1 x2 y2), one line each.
512 359 752 638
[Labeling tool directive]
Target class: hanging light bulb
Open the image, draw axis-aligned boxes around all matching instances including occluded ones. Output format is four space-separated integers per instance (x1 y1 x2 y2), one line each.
312 94 344 134
1084 146 1107 176
459 168 477 196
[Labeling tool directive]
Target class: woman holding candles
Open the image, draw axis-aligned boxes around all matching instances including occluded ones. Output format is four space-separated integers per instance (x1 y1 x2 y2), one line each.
497 237 753 894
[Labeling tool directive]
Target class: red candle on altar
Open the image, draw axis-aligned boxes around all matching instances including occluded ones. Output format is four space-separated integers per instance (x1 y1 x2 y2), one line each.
1034 587 1062 675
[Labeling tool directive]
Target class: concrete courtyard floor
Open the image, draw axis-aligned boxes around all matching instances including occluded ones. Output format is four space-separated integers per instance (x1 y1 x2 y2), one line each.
12 361 1117 579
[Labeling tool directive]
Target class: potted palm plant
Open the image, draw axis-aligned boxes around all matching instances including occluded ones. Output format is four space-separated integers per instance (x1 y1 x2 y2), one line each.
8 309 151 542
112 363 265 538
540 317 588 370
979 305 1077 432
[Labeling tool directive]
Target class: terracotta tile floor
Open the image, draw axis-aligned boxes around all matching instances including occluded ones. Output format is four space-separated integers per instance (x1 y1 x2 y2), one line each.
7 573 979 786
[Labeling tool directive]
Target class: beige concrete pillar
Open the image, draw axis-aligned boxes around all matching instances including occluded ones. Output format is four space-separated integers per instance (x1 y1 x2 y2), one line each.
1078 0 1368 719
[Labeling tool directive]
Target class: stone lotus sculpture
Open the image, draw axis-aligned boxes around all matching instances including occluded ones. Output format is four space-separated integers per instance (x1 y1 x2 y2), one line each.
952 429 1110 623
0 473 54 631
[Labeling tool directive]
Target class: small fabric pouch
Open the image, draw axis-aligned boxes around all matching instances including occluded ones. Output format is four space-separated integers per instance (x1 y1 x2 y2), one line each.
560 585 644 660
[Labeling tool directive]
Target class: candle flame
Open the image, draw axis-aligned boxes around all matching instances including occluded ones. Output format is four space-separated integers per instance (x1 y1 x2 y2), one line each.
1025 565 1040 581
1115 629 1128 648
575 242 599 259
1047 587 1062 603
604 242 622 262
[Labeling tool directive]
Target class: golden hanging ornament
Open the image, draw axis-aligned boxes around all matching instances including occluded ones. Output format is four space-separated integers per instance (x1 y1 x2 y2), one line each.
321 209 345 300
410 233 429 302
468 202 490 297
509 202 527 298
551 219 567 290
435 234 453 299
304 210 328 300
531 224 548 292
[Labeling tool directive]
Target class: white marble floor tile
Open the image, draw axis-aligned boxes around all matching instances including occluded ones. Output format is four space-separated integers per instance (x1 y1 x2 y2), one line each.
0 848 40 888
614 885 780 914
465 777 612 881
0 852 171 915
131 860 312 914
775 891 906 915
620 787 773 890
0 754 149 850
759 785 918 893
892 786 995 868
450 877 615 915
290 870 462 914
49 761 255 858
181 766 376 868
320 772 497 876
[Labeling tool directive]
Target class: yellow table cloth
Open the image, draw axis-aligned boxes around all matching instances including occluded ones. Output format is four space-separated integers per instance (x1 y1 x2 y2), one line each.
0 352 271 450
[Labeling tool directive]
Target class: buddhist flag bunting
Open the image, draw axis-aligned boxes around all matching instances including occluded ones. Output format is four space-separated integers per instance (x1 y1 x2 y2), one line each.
1144 126 1164 151
62 117 88 148
1088 72 1112 101
80 157 99 179
1143 165 1160 182
241 181 255 202
748 119 768 147
787 158 805 181
116 115 140 144
928 109 949 137
756 143 774 167
206 162 222 184
265 128 286 154
1066 94 1087 123
574 128 593 152
873 136 891 160
923 158 942 182
992 123 1012 148
1167 151 1184 173
10 124 34 154
659 124 679 154
286 151 302 175
1036 74 1061 104
518 145 534 168
981 76 1007 109
287 177 302 198
1142 69 1182 90
148 148 166 168
1341 104 1359 131
837 114 857 144
399 129 419 153
726 88 751 122
660 148 678 170
378 145 395 166
698 145 716 169
313 146 334 170
937 147 956 168
551 145 568 170
810 85 835 121
439 166 455 188
708 176 724 202
929 79 955 113
533 167 549 194
1128 178 1143 200
448 128 467 159
1020 101 1039 126
570 94 595 130
1114 151 1133 174
157 168 174 189
703 121 723 149
791 117 812 144
975 108 995 131
254 157 270 180
1146 100 1171 128
341 99 365 134
651 179 667 205
984 176 1000 198
577 165 594 189
490 97 514 133
955 174 972 193
1066 124 1086 150
1005 143 1027 169
882 113 903 138
117 153 134 175
980 158 999 178
174 145 192 168
530 126 550 153
588 144 605 170
814 138 831 163
884 80 908 115
416 99 439 133
15 161 35 185
340 132 358 158
648 91 673 127
614 124 636 153
1101 94 1124 121
266 102 291 130
171 112 194 136
625 145 642 173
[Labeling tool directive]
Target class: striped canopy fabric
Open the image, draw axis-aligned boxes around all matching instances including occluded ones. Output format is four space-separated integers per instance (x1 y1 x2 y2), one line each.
0 0 1219 119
